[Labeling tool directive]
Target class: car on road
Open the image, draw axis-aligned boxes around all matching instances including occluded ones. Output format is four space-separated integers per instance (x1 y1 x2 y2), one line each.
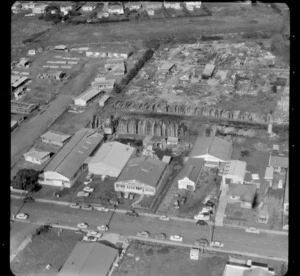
137 231 150 238
196 220 208 226
69 203 81 209
210 241 224 248
94 206 109 213
83 235 98 242
194 238 209 247
77 191 89 197
83 187 94 193
16 213 29 220
245 227 260 234
170 235 183 242
81 204 93 211
97 225 109 232
155 233 166 240
84 179 93 185
23 196 35 203
159 215 170 221
77 223 88 229
194 213 210 221
126 210 139 217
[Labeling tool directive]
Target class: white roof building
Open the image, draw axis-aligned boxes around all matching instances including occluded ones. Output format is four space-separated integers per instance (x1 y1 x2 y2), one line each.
88 142 136 177
41 130 71 147
74 87 104 106
23 149 51 165
221 160 247 188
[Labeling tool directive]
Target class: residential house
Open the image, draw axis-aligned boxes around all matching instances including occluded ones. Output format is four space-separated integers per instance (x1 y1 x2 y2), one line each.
167 137 178 145
81 3 97 12
143 2 163 10
114 156 167 196
108 4 124 14
124 2 142 11
32 4 48 14
97 11 110 18
60 3 73 14
40 130 71 147
223 258 275 276
11 75 30 90
159 62 176 75
164 2 182 10
178 159 204 191
221 160 247 189
268 151 288 172
185 1 202 11
88 142 136 177
227 184 256 209
28 49 36 56
190 136 233 167
23 149 51 165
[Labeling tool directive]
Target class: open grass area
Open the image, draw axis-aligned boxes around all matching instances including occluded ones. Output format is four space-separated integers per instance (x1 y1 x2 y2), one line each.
113 240 227 276
10 228 80 276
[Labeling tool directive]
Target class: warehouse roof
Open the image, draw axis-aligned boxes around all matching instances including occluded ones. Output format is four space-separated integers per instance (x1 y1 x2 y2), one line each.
223 160 246 179
190 136 232 161
75 87 104 103
89 141 135 172
117 156 167 187
43 129 103 180
228 184 256 203
24 149 50 160
179 158 204 183
41 130 71 143
57 242 118 276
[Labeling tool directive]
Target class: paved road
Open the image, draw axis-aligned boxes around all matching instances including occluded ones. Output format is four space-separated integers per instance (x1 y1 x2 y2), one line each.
11 199 288 260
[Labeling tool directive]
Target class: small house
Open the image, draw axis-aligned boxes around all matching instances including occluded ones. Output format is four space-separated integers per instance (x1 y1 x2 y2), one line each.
162 155 171 164
264 166 274 187
143 2 163 10
40 130 71 147
28 49 36 56
60 4 73 13
164 2 182 10
23 149 51 165
124 2 142 11
14 87 27 100
185 2 202 11
268 151 288 172
190 248 200 260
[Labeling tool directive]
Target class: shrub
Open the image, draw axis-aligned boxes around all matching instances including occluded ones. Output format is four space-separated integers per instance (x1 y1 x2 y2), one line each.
157 247 169 254
145 248 154 256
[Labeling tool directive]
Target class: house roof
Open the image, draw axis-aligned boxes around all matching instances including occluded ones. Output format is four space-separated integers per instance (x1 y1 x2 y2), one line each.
43 129 103 180
89 142 136 172
57 242 118 276
228 184 256 203
223 160 246 179
264 167 274 179
24 149 50 160
11 75 29 88
41 130 71 143
117 156 167 188
162 155 171 163
190 136 232 161
179 158 204 183
75 87 104 103
269 154 288 168
203 64 215 76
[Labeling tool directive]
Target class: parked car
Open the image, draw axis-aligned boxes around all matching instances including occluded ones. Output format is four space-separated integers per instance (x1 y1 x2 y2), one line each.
23 196 35 203
84 179 92 185
94 206 109 213
69 203 81 209
194 238 209 247
194 213 210 221
196 220 208 226
170 235 183 242
97 225 109 232
83 187 94 193
83 235 98 242
155 233 166 240
159 215 170 221
126 210 139 217
77 191 89 197
81 204 93 211
210 241 224 248
16 213 29 220
245 227 260 234
137 231 150 238
77 223 88 229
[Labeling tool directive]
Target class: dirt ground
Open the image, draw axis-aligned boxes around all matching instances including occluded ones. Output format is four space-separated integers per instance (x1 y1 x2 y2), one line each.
113 240 227 276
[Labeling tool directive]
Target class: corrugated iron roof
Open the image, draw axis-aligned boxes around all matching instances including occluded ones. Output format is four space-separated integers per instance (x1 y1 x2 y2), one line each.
41 130 71 143
75 87 104 102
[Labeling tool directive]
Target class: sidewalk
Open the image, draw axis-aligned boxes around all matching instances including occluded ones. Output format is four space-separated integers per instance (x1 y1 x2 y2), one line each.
10 235 32 263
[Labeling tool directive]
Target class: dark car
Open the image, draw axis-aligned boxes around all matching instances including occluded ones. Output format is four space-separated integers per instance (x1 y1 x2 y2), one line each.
23 196 35 203
196 220 208 226
126 210 139 217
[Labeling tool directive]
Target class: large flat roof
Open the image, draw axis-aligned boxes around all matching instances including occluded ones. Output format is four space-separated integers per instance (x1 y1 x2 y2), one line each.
89 141 136 171
43 128 103 180
190 136 232 161
117 156 167 187
223 160 246 179
58 242 118 276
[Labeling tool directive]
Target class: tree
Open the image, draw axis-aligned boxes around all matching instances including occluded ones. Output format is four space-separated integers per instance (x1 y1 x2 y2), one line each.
13 169 40 192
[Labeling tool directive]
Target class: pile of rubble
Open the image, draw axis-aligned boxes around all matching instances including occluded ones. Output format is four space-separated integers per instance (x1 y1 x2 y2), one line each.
112 100 268 124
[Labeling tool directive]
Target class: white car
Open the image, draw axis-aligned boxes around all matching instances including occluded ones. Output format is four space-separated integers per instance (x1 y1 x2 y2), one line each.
194 214 210 221
97 225 109 232
16 213 29 220
210 241 224 248
245 227 260 234
77 191 89 197
84 179 93 185
94 206 109 213
77 223 88 229
170 235 183 242
159 215 170 221
69 203 81 209
83 187 94 193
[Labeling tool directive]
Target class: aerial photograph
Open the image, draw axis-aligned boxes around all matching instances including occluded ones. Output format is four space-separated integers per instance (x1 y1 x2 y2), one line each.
10 1 289 276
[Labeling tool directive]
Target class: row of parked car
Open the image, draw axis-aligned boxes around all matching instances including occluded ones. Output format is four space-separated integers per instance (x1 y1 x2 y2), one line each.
194 193 218 221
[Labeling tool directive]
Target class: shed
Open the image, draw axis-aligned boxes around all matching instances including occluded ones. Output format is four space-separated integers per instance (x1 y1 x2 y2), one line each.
162 155 171 164
54 45 68 52
202 64 215 79
40 130 71 147
99 95 110 107
23 149 51 165
74 88 104 106
167 137 178 145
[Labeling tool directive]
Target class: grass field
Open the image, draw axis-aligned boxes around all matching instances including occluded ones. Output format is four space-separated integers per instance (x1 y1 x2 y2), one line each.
10 228 80 275
113 240 227 276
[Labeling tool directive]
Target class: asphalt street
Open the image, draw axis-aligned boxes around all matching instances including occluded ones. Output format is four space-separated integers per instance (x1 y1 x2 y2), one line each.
11 199 288 260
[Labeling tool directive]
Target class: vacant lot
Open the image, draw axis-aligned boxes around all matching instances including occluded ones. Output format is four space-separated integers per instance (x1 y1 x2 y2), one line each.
113 240 227 276
10 228 80 276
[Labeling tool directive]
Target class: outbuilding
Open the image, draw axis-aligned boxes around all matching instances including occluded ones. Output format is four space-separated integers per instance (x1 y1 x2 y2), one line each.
40 130 71 147
99 94 110 107
74 87 105 106
23 149 51 165
221 160 247 188
202 64 215 79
